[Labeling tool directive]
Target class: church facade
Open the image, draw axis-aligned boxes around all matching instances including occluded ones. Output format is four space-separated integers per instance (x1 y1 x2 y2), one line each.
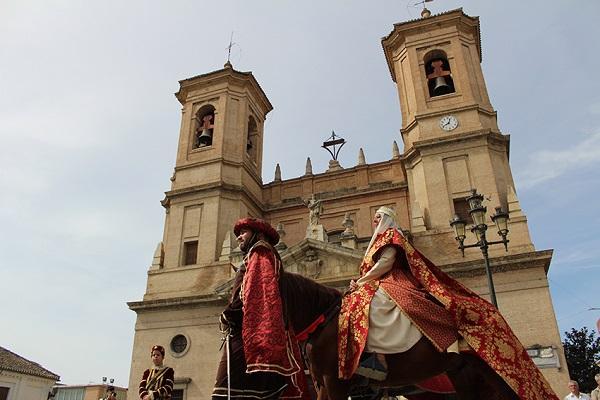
126 9 569 399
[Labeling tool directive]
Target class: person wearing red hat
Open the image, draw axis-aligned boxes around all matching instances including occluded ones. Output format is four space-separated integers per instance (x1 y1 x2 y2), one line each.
212 218 308 400
139 345 174 400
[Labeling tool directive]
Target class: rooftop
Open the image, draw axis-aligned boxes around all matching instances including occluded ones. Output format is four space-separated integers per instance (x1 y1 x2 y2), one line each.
0 345 60 381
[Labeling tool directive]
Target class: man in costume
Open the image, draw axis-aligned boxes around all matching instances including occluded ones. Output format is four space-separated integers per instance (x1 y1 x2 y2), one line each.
139 344 174 400
338 206 558 400
212 217 308 399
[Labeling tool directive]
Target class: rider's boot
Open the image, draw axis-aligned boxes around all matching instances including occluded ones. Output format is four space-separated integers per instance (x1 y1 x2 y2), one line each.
356 352 387 381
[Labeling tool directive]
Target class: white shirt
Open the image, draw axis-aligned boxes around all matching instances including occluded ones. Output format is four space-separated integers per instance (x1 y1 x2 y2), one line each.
565 393 591 400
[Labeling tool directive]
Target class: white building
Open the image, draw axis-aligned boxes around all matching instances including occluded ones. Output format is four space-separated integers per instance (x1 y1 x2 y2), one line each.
0 346 60 400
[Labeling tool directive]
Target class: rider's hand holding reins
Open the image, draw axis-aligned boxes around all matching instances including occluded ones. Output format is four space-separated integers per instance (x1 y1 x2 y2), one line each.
344 279 359 295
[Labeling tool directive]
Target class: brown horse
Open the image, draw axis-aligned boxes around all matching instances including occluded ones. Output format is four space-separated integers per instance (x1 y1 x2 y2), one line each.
280 271 519 400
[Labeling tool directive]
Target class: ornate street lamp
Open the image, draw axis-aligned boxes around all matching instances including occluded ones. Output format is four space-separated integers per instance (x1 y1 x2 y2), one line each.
449 189 510 308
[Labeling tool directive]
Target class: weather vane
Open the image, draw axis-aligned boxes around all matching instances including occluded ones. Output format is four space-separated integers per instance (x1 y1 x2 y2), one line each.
414 0 433 9
321 131 346 161
226 31 236 63
414 0 433 17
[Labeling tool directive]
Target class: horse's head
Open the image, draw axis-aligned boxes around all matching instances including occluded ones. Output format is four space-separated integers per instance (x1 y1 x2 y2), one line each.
279 271 342 337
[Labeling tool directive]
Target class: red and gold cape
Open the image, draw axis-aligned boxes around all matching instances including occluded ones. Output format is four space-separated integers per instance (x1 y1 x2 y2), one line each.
338 228 558 400
242 241 309 399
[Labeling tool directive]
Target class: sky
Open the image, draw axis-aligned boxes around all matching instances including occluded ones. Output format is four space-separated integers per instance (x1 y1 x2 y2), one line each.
1 0 599 389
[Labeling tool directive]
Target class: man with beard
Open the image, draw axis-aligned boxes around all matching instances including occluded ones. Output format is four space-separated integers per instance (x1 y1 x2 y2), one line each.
212 217 308 400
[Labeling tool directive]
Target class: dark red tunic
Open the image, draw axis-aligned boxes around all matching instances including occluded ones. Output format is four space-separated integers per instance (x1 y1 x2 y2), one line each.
212 241 308 399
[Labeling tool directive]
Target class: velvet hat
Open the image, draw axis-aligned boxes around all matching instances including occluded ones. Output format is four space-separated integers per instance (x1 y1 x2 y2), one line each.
234 217 279 246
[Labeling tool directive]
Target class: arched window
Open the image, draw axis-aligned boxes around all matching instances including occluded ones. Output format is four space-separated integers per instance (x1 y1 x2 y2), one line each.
193 105 215 149
246 115 258 160
424 50 455 97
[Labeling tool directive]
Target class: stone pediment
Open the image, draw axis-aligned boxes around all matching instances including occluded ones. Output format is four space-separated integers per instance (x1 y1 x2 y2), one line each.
218 239 363 298
280 238 363 287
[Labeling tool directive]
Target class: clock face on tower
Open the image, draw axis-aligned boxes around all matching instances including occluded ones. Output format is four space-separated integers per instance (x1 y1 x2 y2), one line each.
439 115 458 131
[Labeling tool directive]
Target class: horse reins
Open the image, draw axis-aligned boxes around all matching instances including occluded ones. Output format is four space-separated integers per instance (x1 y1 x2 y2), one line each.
296 300 340 344
296 300 341 396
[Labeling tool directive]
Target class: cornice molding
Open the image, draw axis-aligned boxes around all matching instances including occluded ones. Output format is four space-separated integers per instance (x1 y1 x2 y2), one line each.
164 182 264 213
403 129 508 165
264 182 408 212
441 249 554 277
263 157 404 188
381 9 481 82
400 104 497 136
128 293 227 313
175 66 273 116
174 157 263 187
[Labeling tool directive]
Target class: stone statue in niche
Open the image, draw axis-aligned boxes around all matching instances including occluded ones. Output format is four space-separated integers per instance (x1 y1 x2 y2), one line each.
301 249 322 279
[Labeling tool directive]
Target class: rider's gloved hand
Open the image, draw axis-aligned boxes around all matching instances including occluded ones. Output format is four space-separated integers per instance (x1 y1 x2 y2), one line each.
219 312 230 332
219 312 237 333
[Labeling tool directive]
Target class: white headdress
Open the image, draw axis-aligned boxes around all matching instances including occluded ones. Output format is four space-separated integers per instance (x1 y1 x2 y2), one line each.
365 206 402 254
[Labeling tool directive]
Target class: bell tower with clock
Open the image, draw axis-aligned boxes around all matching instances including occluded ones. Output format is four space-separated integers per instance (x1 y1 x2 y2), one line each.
382 8 533 256
382 8 500 147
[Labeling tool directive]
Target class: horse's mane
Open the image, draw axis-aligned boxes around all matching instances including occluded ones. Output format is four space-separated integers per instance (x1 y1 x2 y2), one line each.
280 271 342 333
281 271 341 300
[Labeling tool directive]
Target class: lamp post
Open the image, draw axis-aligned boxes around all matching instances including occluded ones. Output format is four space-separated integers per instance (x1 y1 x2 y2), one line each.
449 189 510 308
102 377 114 385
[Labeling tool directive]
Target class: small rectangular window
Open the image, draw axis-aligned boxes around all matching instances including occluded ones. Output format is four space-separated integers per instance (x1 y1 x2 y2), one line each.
453 198 471 224
183 241 198 265
171 389 184 400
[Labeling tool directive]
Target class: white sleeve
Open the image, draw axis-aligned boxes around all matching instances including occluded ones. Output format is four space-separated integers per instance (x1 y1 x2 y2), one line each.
356 247 397 285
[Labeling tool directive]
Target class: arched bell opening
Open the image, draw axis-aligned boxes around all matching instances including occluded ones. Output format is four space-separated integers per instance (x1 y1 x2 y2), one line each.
193 105 215 148
424 50 455 97
246 115 258 160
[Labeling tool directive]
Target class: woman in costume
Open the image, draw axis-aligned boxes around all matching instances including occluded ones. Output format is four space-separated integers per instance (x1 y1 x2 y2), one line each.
338 206 558 400
343 206 457 380
139 345 175 400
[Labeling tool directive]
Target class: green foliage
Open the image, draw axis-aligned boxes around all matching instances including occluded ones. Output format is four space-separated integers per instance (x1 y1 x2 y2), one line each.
563 326 600 393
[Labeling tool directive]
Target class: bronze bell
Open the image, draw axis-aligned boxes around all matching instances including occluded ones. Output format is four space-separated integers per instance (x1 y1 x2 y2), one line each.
432 76 452 96
197 129 213 146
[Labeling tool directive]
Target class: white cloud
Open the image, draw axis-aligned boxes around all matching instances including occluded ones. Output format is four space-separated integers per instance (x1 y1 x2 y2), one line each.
518 130 600 189
549 236 600 273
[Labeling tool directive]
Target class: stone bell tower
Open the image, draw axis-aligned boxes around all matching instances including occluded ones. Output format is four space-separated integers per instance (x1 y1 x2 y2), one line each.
382 9 568 391
127 63 273 399
149 62 273 298
382 8 533 257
